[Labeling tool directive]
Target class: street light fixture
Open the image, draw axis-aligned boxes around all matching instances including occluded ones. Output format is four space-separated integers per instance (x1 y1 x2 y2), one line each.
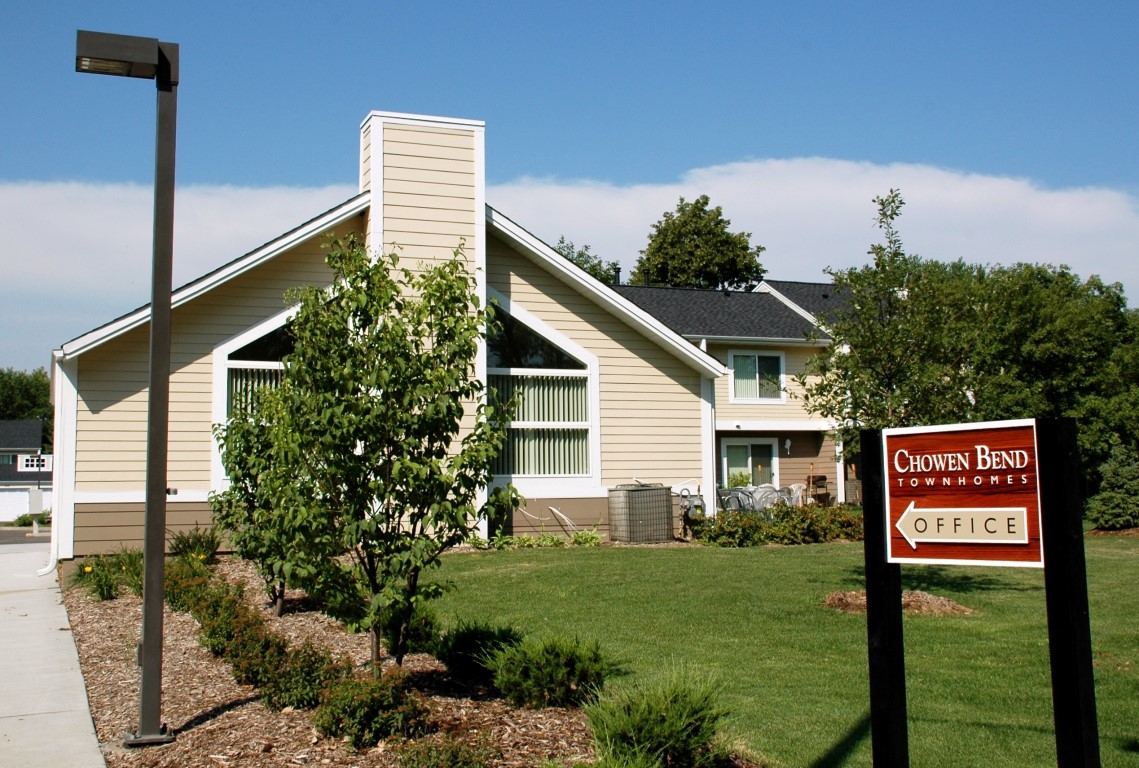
75 29 179 747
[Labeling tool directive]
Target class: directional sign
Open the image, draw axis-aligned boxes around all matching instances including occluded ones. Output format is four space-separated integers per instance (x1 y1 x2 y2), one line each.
894 502 1028 549
883 419 1044 567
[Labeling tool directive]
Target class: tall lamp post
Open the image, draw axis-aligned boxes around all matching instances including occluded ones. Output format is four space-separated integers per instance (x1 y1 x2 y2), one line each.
75 29 179 746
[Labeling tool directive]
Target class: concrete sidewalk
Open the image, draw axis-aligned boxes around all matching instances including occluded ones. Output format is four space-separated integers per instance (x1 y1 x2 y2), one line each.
0 542 106 767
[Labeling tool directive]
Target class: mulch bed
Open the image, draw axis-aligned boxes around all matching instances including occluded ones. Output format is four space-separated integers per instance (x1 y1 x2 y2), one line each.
824 590 975 616
63 556 763 767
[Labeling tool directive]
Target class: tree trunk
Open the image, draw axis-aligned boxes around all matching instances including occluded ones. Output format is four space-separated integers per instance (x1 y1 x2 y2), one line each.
273 581 285 618
370 625 382 678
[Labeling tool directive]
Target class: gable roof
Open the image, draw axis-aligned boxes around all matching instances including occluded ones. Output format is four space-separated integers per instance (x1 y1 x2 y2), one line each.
486 208 726 378
54 194 725 380
611 284 829 344
0 420 42 452
57 193 369 360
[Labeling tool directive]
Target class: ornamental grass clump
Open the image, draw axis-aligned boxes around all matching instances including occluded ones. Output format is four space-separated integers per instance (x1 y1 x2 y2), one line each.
69 553 121 601
586 668 729 768
488 635 613 708
167 523 223 564
435 618 524 684
68 547 147 601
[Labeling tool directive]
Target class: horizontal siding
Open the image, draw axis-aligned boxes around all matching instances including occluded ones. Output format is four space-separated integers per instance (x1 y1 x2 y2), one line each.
73 501 216 557
488 235 704 489
381 125 476 272
709 343 820 421
74 216 364 493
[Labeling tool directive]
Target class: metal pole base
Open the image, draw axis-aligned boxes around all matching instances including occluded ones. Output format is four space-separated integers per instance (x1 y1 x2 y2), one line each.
123 724 175 747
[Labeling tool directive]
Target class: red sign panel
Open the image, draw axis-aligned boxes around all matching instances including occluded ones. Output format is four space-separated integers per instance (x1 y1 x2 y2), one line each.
883 419 1043 567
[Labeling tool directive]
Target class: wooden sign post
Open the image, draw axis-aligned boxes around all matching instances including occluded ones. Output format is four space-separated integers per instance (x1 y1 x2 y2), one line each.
862 418 1100 767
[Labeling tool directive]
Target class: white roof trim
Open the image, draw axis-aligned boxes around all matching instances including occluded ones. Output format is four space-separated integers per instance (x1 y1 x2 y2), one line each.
687 334 829 347
756 280 824 328
58 193 369 360
360 110 485 130
486 206 726 379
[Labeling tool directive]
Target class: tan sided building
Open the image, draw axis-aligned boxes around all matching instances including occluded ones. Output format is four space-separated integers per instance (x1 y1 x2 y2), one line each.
48 110 845 562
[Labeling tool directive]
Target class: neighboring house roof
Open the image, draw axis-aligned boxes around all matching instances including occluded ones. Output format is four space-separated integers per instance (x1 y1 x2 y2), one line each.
0 420 42 452
611 284 830 344
758 279 851 327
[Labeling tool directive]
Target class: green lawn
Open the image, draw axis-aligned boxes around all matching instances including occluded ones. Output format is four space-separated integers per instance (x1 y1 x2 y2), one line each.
427 537 1139 767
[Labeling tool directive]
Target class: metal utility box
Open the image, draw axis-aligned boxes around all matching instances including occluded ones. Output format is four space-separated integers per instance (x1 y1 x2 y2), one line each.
608 483 673 543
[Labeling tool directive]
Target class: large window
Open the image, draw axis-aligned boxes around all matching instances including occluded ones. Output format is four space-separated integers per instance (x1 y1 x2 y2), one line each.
488 309 590 477
729 352 783 402
721 438 778 487
226 324 292 414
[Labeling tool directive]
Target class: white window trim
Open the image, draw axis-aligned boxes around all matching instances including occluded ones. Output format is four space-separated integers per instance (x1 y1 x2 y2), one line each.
719 437 780 487
210 306 297 489
727 349 786 404
486 287 600 498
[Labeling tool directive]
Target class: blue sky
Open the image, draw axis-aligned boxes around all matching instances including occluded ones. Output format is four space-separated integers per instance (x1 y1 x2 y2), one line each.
3 1 1139 371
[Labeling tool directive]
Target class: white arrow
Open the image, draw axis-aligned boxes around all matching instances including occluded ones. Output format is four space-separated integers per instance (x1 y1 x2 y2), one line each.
895 502 1029 550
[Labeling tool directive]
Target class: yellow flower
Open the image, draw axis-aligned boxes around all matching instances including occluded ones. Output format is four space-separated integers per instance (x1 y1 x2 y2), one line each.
84 566 92 573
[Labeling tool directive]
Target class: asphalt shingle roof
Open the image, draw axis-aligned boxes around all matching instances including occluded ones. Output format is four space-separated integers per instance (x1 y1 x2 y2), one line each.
612 285 828 341
763 280 850 321
0 420 42 452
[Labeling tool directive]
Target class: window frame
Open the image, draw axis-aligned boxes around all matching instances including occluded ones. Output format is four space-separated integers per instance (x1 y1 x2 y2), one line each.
727 349 786 404
486 288 601 497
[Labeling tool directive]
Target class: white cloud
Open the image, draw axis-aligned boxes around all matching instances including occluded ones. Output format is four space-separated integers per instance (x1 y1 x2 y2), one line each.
3 160 1138 371
490 159 1139 295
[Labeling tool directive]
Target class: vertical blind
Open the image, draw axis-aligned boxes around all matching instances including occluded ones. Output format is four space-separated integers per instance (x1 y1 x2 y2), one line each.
732 354 781 399
489 373 589 475
228 367 283 414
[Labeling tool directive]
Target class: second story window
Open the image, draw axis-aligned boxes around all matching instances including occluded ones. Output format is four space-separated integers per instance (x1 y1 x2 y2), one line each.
730 352 783 402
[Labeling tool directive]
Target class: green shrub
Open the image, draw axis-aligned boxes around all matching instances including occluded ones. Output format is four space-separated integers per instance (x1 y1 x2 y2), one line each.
570 528 603 547
313 670 430 749
696 505 864 548
227 611 288 687
194 581 249 656
535 532 567 548
262 639 348 711
164 555 213 613
13 512 35 527
726 471 752 489
396 733 499 768
435 618 524 684
382 604 442 657
1087 441 1139 530
167 523 222 564
586 669 728 768
489 635 612 708
490 533 516 550
69 554 121 601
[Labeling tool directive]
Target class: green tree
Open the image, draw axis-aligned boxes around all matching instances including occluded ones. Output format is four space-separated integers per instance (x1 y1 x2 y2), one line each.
0 367 52 450
1085 440 1139 530
797 191 986 453
799 190 1137 488
631 194 766 289
215 235 516 669
554 236 619 283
